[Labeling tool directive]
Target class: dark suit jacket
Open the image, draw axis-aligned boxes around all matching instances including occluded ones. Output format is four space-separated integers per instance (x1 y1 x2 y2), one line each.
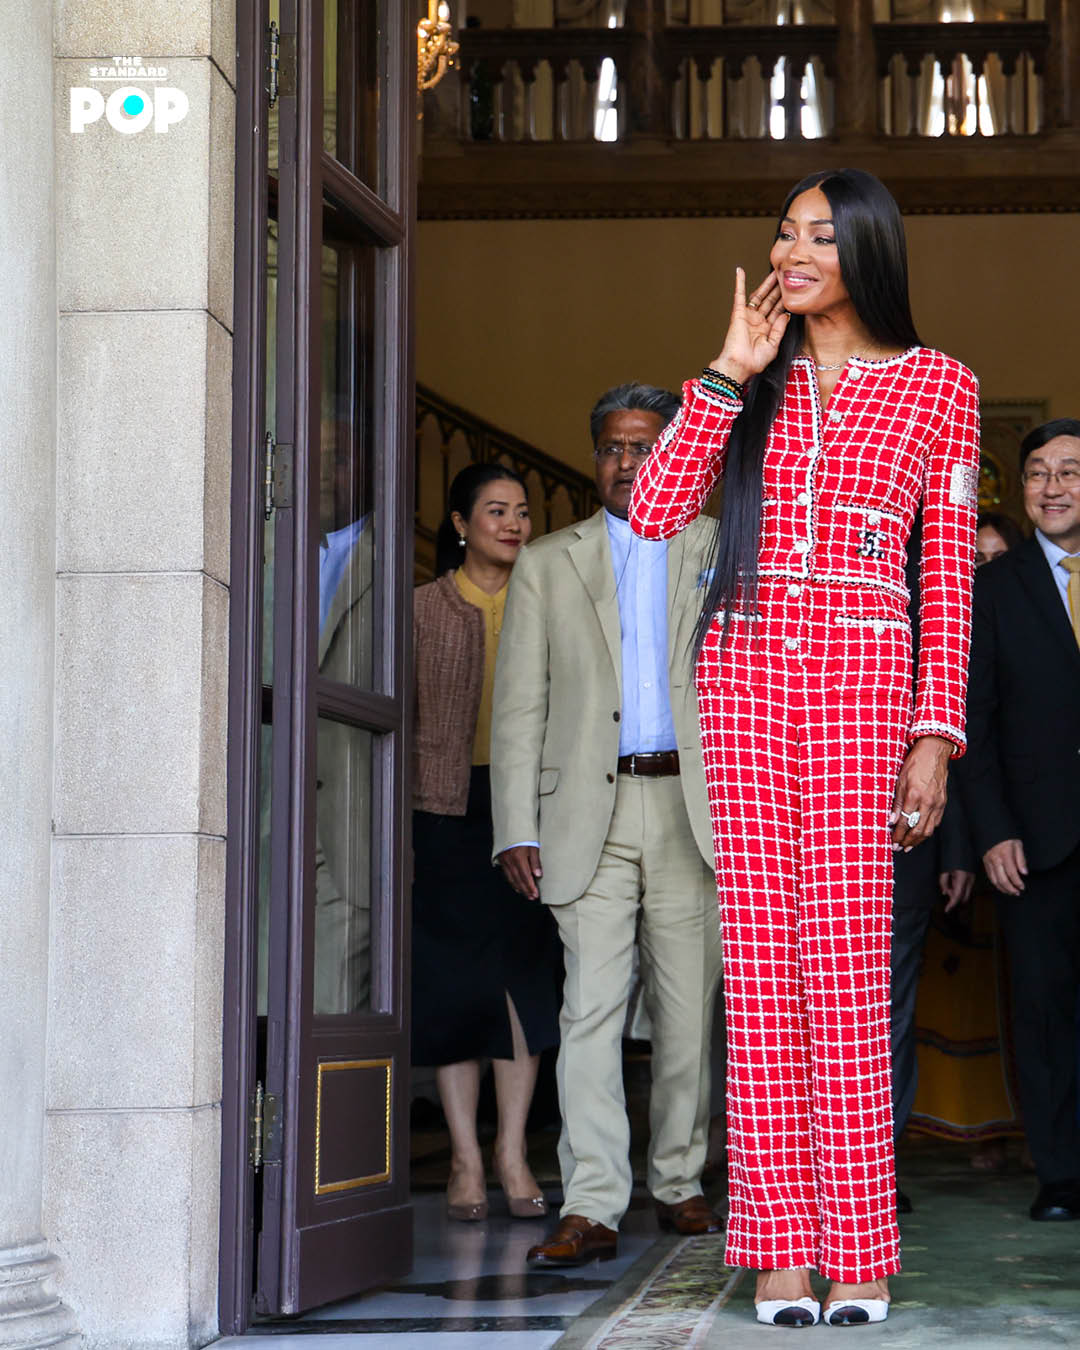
956 535 1080 872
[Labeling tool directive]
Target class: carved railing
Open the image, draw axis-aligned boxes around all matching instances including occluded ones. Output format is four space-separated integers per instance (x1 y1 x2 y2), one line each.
876 22 1049 136
415 384 599 581
661 25 840 139
454 19 1051 142
459 28 635 141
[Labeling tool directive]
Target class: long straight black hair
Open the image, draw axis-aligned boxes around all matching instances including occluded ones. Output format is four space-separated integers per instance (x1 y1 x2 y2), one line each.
692 168 923 661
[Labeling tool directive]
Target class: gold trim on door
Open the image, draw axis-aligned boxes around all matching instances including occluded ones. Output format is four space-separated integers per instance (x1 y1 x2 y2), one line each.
314 1058 392 1195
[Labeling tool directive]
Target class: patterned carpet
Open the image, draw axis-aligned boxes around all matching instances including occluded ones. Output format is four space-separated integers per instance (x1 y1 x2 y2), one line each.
552 1149 1080 1349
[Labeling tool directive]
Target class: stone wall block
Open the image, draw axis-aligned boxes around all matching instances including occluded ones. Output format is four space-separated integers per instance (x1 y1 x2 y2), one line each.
198 576 230 838
208 62 236 332
193 837 226 1106
203 316 233 586
47 835 202 1111
55 1 222 68
187 1105 221 1343
211 0 238 87
57 311 215 575
54 573 206 834
56 58 213 313
43 1107 218 1349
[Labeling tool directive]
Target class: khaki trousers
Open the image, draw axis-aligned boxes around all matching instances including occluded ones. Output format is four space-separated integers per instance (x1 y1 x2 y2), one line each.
551 773 722 1230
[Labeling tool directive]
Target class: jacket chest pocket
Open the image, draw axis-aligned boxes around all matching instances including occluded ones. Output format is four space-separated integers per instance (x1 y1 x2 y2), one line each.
834 503 905 570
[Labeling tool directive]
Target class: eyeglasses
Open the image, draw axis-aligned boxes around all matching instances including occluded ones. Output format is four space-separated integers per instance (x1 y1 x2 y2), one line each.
594 443 654 460
1021 466 1080 488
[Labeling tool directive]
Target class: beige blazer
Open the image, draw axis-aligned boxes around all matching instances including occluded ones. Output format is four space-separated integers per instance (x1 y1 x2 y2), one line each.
491 509 716 906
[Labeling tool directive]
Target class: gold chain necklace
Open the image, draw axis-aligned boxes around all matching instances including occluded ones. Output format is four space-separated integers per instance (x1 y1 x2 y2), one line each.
805 343 881 372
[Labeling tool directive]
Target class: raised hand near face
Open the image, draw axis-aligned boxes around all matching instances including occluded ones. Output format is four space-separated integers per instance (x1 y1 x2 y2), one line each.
708 268 791 387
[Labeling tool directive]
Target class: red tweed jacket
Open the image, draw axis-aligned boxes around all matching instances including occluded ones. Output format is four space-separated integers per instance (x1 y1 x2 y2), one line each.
412 572 485 815
630 347 981 751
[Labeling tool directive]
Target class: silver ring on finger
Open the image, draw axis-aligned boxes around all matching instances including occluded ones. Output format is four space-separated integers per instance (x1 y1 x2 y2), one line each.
900 808 921 828
747 299 760 309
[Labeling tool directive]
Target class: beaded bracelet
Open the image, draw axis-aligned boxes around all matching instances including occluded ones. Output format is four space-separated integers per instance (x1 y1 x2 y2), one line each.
699 367 744 401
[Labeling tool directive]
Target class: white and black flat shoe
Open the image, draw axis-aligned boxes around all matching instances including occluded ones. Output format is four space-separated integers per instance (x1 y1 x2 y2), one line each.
755 1297 821 1327
823 1299 889 1326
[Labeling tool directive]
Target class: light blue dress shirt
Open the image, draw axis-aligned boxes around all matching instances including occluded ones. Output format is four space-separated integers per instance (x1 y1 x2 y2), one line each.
1035 529 1080 616
604 510 677 756
318 516 367 632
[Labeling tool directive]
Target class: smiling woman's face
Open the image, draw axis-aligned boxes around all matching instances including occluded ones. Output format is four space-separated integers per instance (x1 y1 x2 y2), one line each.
768 186 852 319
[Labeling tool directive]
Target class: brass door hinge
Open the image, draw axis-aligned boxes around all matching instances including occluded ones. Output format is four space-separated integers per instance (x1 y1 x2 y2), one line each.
249 1081 282 1172
268 20 297 108
263 434 294 519
249 1080 265 1169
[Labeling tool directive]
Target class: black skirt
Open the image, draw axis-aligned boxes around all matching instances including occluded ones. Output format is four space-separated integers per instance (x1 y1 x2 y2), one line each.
411 766 563 1066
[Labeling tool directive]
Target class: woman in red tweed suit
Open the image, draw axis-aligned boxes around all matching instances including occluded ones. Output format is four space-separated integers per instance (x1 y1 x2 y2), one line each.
631 170 980 1328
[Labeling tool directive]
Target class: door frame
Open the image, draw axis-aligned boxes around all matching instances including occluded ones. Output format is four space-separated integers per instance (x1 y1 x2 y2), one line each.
220 0 270 1331
220 0 417 1331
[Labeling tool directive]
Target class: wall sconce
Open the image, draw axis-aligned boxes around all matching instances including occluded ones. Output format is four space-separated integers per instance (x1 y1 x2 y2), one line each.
417 1 459 94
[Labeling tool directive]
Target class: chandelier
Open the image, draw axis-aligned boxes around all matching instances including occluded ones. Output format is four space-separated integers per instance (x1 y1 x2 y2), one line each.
417 1 459 94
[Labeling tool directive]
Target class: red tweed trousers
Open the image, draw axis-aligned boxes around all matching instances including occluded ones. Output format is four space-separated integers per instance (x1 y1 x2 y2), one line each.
699 624 906 1281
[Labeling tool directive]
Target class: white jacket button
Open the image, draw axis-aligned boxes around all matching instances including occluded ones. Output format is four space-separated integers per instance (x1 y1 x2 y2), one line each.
866 510 881 526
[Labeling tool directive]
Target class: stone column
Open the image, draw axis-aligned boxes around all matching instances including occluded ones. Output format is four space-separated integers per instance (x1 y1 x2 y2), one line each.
0 3 78 1347
834 0 877 140
44 4 234 1344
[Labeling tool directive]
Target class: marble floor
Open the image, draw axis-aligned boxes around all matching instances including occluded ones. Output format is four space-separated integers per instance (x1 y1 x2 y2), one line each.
218 1187 665 1349
219 1148 1080 1350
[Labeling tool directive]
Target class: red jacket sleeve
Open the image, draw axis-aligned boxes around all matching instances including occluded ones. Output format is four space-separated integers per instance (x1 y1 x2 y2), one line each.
910 364 981 755
630 379 742 540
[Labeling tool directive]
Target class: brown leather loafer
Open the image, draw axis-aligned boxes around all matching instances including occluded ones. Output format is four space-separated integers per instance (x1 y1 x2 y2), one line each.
526 1213 618 1268
655 1194 724 1235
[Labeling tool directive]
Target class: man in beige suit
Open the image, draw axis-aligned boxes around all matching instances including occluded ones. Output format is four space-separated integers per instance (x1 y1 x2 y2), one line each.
491 383 724 1267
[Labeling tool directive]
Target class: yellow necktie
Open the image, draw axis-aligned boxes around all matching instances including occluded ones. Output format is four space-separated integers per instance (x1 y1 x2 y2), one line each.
1061 555 1080 649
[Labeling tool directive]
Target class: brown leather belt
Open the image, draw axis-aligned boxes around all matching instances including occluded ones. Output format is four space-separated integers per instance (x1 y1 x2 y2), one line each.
616 750 680 778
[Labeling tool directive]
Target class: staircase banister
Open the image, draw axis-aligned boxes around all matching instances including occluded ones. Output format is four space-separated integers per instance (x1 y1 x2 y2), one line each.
416 382 600 513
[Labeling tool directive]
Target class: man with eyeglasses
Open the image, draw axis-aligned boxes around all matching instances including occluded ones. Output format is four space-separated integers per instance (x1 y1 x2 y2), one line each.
491 382 724 1266
957 418 1080 1222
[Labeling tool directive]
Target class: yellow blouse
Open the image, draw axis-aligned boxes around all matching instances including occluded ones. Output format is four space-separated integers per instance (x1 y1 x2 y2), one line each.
454 567 508 766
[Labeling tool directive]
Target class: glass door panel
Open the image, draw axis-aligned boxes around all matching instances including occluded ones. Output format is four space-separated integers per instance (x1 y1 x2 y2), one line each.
324 0 385 192
313 718 376 1015
248 0 414 1319
316 233 377 690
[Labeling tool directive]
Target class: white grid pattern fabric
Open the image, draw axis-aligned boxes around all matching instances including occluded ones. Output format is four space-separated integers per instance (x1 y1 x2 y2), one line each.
632 348 981 752
629 347 980 1280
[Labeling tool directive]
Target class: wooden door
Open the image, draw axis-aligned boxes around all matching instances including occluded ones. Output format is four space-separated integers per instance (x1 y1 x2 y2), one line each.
222 0 415 1325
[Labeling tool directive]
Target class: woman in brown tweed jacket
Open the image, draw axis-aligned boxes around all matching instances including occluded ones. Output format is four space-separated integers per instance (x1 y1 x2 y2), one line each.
412 463 562 1222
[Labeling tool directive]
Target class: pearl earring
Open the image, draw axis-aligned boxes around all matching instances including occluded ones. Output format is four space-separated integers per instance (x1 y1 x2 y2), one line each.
458 535 466 548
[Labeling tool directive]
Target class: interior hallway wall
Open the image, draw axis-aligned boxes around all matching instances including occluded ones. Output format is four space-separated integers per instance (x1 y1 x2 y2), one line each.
417 214 1080 472
43 4 235 1346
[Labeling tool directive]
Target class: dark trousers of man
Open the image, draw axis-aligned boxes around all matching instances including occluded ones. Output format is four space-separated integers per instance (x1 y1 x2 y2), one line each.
995 842 1080 1184
889 844 939 1143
